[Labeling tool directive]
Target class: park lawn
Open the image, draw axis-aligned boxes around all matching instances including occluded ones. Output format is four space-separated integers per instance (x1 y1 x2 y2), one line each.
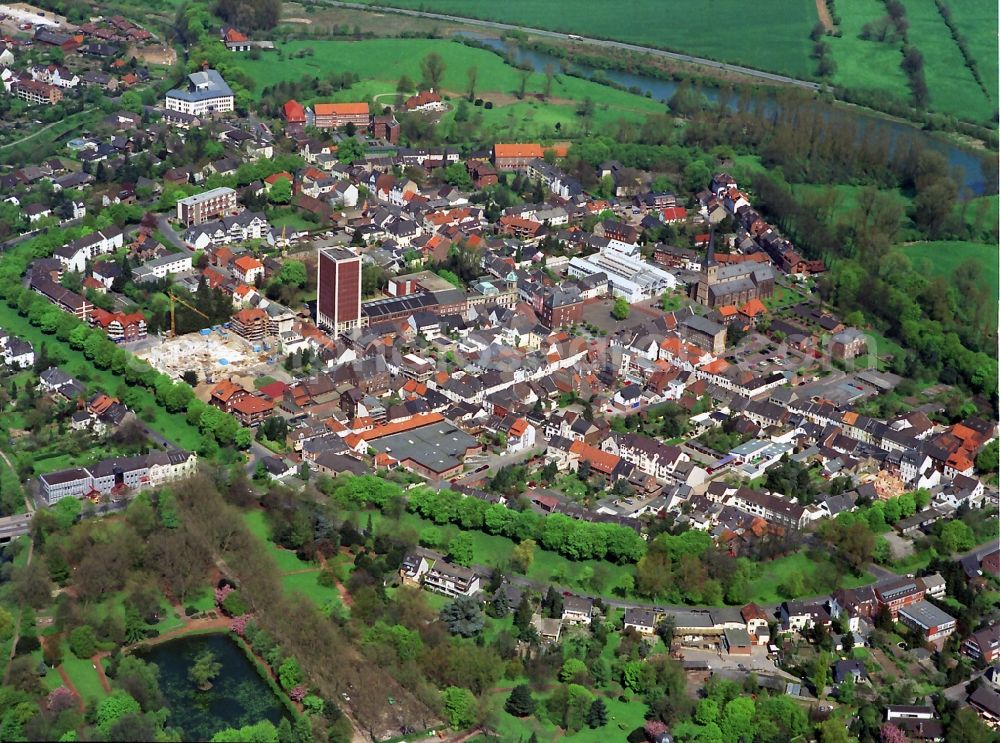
0 305 201 450
60 654 107 704
350 0 817 78
563 696 648 741
826 0 909 102
899 241 999 305
89 588 187 635
186 588 217 613
280 571 346 614
30 649 64 692
372 509 639 600
944 1 999 100
243 511 349 617
900 0 993 123
243 510 316 574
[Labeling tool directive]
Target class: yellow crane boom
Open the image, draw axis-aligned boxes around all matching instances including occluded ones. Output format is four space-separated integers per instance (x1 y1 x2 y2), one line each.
168 292 210 337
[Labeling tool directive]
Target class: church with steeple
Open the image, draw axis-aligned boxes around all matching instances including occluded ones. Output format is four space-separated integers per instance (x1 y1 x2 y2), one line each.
689 231 776 308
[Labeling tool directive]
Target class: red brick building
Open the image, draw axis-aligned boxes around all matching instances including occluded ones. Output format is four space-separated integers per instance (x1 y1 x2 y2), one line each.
317 246 362 332
370 114 400 144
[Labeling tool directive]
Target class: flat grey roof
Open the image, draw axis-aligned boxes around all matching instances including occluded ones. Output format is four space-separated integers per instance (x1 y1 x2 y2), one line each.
899 600 955 629
370 421 477 474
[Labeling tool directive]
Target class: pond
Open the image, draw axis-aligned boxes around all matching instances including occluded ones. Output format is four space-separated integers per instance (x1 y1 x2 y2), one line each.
139 633 286 741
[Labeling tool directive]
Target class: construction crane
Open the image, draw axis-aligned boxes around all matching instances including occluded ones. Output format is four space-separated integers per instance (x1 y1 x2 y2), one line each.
168 292 210 337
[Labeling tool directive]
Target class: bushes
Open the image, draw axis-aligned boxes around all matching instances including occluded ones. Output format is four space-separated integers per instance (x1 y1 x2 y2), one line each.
69 625 99 659
221 591 250 617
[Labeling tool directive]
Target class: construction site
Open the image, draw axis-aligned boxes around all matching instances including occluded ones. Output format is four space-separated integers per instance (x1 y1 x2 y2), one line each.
134 327 278 384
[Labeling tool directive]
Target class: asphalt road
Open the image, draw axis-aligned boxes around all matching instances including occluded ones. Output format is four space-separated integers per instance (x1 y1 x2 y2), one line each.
155 215 192 253
0 513 32 541
319 0 823 91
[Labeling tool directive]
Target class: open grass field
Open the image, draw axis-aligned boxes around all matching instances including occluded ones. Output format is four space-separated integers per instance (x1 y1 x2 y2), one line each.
0 307 202 450
826 0 911 104
900 240 999 305
900 0 994 123
350 0 817 77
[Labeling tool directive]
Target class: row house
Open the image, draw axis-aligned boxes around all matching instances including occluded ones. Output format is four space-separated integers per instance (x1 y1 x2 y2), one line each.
30 63 79 88
30 276 92 321
184 212 270 249
602 432 690 482
705 482 807 529
53 227 124 273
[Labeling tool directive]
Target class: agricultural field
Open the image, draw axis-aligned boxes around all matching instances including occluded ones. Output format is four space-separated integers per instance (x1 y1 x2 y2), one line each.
943 1 999 99
346 0 997 123
900 240 999 305
900 0 994 123
351 0 817 78
825 0 911 104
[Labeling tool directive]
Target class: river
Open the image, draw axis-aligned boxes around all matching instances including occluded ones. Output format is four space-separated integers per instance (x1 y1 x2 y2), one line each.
455 32 994 196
